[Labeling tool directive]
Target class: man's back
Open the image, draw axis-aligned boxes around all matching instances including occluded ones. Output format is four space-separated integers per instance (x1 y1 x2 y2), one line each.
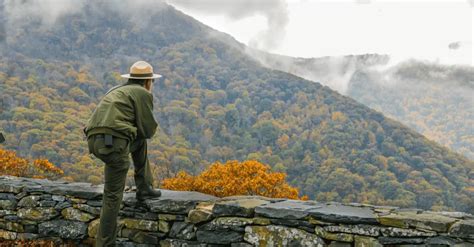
85 83 157 141
89 61 162 247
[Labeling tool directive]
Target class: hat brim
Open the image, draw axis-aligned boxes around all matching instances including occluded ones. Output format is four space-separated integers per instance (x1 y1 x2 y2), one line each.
121 74 162 79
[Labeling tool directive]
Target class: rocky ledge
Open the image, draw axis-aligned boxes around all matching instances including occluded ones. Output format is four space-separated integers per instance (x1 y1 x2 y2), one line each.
0 176 473 246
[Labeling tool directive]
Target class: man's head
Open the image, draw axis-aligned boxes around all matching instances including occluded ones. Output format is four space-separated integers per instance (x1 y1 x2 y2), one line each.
121 61 162 92
127 78 154 92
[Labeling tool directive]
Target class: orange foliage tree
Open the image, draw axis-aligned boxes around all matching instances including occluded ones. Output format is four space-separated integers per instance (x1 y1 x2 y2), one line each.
162 160 307 200
0 148 63 179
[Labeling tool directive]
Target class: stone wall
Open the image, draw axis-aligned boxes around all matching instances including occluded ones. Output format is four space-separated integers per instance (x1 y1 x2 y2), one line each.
0 176 473 246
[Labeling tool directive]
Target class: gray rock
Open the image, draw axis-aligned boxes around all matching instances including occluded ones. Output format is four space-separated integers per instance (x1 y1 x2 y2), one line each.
169 221 195 240
24 185 44 193
329 241 352 247
73 203 101 215
314 226 354 242
61 207 95 222
54 201 72 210
199 217 270 232
159 239 206 247
196 229 243 244
454 243 474 247
0 209 14 217
380 226 437 237
40 194 52 200
15 191 28 200
0 177 24 193
18 195 41 208
378 211 458 232
0 220 24 232
4 215 19 222
199 221 245 232
16 232 39 240
52 195 65 202
449 220 474 239
87 200 103 207
324 224 381 237
255 200 322 219
24 224 38 233
120 228 162 245
377 237 425 245
426 236 462 245
213 197 272 217
131 211 160 221
309 204 378 225
39 200 57 207
433 211 474 220
354 235 383 247
244 225 325 247
119 218 159 231
45 183 103 200
0 229 17 240
270 218 315 232
18 207 59 221
188 208 214 224
231 243 253 247
123 190 216 215
0 193 16 200
0 199 17 210
159 214 185 221
38 220 87 239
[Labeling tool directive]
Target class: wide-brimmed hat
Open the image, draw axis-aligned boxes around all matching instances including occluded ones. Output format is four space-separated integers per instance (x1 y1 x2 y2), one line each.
121 61 162 79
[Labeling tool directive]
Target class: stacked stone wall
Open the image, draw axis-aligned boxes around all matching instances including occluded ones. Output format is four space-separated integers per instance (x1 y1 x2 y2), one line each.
0 176 473 246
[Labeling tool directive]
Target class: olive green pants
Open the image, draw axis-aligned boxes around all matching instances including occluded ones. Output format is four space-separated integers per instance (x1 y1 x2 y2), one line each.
88 135 153 247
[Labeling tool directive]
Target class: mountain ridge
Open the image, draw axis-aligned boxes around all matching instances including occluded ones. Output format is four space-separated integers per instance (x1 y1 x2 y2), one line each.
250 50 474 159
0 1 473 212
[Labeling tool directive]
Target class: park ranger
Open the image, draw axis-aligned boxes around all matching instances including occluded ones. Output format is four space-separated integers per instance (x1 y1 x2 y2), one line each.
84 61 162 246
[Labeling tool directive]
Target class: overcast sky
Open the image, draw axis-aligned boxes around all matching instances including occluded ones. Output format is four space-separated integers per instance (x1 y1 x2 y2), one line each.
168 0 473 66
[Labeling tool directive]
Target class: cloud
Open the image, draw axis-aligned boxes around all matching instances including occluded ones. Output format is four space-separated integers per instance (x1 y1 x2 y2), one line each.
449 42 461 50
2 0 169 41
167 0 289 51
4 0 86 27
0 0 5 43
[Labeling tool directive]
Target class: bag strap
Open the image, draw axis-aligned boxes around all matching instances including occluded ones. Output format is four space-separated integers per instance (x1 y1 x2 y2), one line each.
105 84 129 96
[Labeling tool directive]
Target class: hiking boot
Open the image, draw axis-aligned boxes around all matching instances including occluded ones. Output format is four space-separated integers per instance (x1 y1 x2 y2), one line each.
136 185 162 201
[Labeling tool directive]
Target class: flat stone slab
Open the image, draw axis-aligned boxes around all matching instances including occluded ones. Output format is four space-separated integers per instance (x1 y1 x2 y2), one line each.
43 183 103 200
449 219 474 239
0 176 103 200
123 190 217 214
213 196 275 217
309 203 378 225
255 200 323 219
378 211 458 232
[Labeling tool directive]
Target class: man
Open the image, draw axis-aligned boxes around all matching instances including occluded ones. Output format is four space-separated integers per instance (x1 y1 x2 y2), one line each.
84 61 162 246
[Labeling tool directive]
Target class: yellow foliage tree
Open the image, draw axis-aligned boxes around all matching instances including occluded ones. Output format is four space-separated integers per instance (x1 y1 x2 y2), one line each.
0 148 63 179
162 160 307 200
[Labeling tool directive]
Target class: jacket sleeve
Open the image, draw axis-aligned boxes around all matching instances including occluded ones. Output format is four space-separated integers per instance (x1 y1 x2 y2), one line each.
134 91 158 139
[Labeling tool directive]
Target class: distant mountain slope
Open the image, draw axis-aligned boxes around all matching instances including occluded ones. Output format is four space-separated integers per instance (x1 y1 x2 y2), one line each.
252 51 474 159
0 1 473 211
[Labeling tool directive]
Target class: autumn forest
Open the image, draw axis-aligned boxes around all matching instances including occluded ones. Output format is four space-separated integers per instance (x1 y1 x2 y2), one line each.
0 2 473 213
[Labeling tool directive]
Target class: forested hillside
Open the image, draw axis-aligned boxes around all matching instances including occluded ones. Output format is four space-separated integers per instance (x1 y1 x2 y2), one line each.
253 52 474 159
0 1 473 211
